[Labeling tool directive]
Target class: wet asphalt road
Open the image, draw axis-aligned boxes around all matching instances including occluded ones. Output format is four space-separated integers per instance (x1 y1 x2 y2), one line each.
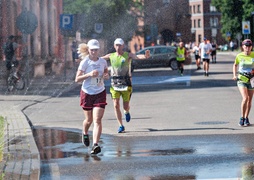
23 53 254 179
35 128 254 180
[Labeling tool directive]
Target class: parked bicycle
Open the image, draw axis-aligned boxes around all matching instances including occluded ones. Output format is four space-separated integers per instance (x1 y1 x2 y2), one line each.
7 63 25 91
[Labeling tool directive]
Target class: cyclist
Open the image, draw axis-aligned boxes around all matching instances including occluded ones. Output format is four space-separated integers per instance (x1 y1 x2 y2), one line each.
3 35 21 79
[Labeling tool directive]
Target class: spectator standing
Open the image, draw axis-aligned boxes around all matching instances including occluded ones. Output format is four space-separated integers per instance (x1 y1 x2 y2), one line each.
230 41 234 51
199 38 213 76
3 35 21 79
101 38 150 133
232 39 254 127
75 39 109 155
157 33 162 45
71 40 79 66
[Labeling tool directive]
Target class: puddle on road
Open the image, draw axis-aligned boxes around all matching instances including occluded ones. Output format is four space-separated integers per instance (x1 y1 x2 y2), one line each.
33 128 254 179
32 128 197 160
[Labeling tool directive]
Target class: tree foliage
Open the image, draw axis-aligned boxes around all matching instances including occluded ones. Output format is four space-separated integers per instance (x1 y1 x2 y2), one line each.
211 0 254 41
63 0 144 46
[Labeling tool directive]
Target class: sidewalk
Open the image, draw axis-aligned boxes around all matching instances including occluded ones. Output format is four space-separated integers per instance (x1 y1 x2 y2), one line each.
0 67 77 180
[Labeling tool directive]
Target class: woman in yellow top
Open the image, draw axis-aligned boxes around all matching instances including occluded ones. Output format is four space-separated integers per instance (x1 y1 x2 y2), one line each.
233 39 254 126
176 41 187 76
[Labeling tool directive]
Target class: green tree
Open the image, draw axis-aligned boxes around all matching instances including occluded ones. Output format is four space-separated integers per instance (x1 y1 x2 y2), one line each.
242 0 254 40
212 0 254 41
63 0 144 50
211 0 243 40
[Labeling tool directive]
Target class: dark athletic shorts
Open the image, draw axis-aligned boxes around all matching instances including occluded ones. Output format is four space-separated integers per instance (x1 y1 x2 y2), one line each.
80 89 107 111
202 58 210 63
195 55 200 60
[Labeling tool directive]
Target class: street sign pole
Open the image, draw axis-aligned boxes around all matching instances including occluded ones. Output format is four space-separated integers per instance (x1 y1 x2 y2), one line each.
60 14 73 82
64 37 68 82
16 9 38 84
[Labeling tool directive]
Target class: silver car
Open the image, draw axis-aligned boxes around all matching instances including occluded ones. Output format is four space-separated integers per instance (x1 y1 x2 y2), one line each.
131 45 178 72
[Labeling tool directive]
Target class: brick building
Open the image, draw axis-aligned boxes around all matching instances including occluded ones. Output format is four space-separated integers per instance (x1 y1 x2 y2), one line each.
144 0 192 46
129 0 226 52
189 0 225 45
0 0 65 77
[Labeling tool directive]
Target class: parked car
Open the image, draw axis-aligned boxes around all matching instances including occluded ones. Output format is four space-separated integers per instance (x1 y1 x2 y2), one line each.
131 45 178 72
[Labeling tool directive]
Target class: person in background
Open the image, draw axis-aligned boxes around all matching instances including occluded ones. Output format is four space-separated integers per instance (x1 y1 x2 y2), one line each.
3 35 21 79
199 38 213 76
192 42 201 70
71 40 79 66
176 41 188 76
101 38 150 133
230 40 234 51
232 39 254 127
75 39 109 155
211 42 217 63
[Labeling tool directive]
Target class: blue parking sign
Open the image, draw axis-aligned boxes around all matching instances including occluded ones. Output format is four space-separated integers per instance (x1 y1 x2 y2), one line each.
60 14 73 30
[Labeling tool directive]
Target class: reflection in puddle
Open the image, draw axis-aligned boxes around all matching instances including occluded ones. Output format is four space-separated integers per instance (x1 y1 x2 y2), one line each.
33 128 254 179
33 128 83 160
32 128 196 159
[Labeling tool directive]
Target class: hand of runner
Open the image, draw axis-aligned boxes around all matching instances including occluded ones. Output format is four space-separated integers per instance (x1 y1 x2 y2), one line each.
90 70 99 77
145 50 150 58
103 73 109 80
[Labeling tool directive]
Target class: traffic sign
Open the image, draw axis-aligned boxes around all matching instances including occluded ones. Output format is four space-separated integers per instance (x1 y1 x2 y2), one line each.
16 10 38 34
60 14 73 30
242 21 250 35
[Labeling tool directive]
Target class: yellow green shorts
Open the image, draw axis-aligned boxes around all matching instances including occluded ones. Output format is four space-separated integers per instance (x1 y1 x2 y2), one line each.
110 86 132 102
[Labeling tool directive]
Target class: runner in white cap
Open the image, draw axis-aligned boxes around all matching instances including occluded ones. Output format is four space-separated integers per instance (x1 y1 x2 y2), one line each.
75 39 109 155
101 38 150 133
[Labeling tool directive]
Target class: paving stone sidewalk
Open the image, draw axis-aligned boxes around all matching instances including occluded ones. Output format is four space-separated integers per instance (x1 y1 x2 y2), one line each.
0 67 77 180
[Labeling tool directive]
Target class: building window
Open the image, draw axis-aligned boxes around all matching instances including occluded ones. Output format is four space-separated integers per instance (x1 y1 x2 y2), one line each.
163 0 170 5
194 20 196 28
189 6 192 14
210 17 218 27
210 5 217 12
197 5 201 13
193 5 196 13
198 19 201 27
198 35 201 43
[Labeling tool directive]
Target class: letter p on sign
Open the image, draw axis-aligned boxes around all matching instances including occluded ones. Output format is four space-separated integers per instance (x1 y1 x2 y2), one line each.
60 14 73 30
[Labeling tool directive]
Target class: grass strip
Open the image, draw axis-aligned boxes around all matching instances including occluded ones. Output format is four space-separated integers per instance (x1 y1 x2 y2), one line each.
0 116 4 162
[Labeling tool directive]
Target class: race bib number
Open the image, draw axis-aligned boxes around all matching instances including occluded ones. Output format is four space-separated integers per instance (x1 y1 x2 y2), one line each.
178 54 183 58
251 77 254 87
113 85 128 91
91 77 103 86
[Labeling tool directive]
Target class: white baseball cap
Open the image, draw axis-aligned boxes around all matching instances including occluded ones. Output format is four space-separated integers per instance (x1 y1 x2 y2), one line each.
114 38 124 45
87 39 100 49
